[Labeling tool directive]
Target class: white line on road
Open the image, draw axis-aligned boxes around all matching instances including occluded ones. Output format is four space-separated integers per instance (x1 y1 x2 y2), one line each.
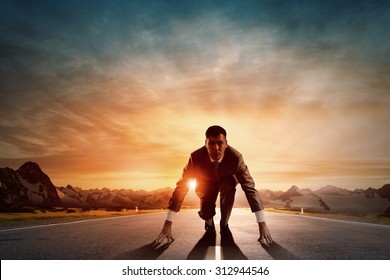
215 246 222 260
205 246 222 260
0 212 164 233
267 212 390 228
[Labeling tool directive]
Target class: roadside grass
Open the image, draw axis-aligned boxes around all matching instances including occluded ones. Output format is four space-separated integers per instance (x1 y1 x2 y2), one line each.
1 207 389 225
265 208 390 225
0 208 166 222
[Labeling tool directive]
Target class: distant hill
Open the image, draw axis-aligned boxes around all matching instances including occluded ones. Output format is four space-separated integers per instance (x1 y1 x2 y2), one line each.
314 185 352 195
0 162 174 210
377 184 390 200
0 161 60 209
56 185 174 210
279 185 304 201
271 184 390 216
1 162 389 216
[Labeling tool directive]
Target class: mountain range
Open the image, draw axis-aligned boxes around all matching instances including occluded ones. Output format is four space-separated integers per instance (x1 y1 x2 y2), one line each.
1 162 389 216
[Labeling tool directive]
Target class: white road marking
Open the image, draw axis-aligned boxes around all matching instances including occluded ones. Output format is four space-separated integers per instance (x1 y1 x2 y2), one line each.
268 212 390 228
0 212 163 233
205 246 222 260
215 245 222 260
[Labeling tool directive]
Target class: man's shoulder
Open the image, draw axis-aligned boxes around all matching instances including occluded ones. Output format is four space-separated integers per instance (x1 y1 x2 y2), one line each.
191 146 208 158
225 146 242 158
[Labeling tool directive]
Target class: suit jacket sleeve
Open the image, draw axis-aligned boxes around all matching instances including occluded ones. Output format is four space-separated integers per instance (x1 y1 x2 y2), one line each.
235 154 264 212
167 156 195 212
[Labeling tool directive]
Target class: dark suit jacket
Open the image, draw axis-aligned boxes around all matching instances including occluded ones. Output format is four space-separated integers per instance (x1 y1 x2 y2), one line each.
168 146 264 213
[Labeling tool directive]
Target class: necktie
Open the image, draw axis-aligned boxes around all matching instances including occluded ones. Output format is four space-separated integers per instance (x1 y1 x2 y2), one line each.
212 161 219 180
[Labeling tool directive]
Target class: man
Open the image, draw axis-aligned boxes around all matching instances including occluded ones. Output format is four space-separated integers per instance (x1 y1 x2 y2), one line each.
155 125 273 244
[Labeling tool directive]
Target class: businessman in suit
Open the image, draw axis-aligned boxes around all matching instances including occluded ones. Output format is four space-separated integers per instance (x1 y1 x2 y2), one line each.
155 125 273 244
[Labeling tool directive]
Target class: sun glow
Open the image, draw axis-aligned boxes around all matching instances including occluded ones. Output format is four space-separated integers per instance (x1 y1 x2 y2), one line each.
188 179 197 190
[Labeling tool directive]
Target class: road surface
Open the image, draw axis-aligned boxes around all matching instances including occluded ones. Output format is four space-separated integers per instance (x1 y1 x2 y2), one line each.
0 209 389 259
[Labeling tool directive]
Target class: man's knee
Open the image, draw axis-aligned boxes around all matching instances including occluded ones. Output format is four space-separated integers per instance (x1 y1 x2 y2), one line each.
197 185 219 220
198 208 216 220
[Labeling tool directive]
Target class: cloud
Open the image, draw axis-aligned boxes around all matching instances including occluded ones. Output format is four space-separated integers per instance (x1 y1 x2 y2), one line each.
0 0 389 189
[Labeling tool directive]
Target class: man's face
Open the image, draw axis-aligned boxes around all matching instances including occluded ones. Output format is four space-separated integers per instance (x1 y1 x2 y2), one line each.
205 134 228 161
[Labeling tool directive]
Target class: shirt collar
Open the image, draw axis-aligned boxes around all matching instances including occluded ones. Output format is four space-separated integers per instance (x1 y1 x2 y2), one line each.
209 154 224 163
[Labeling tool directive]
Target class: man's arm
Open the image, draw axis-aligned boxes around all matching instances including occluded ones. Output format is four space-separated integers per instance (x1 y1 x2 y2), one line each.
235 154 264 212
155 157 195 243
236 154 273 244
255 210 273 244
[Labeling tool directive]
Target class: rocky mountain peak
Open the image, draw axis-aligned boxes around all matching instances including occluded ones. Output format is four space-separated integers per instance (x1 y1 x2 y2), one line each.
0 162 60 208
279 185 303 201
17 161 52 185
377 184 390 200
65 184 76 191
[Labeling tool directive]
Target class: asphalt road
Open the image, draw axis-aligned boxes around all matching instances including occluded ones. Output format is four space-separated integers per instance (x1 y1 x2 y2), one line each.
0 209 389 260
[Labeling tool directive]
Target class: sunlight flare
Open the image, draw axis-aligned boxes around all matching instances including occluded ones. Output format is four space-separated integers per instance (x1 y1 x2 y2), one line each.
188 179 197 190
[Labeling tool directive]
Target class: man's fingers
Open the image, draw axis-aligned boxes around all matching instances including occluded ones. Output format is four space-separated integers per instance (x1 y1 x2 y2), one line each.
165 234 174 243
258 237 266 244
154 232 165 244
258 234 273 244
154 232 174 245
156 233 164 241
264 234 273 244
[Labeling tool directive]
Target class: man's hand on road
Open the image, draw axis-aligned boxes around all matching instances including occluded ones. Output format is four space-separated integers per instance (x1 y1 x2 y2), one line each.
154 220 175 245
258 222 273 244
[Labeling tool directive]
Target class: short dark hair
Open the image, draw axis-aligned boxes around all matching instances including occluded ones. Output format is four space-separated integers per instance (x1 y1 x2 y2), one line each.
205 125 227 138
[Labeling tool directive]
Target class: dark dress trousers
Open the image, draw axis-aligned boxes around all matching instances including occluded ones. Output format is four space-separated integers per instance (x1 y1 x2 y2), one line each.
168 146 264 221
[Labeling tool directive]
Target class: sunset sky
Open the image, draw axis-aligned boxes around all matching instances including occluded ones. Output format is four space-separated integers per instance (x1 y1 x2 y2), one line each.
0 0 389 191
